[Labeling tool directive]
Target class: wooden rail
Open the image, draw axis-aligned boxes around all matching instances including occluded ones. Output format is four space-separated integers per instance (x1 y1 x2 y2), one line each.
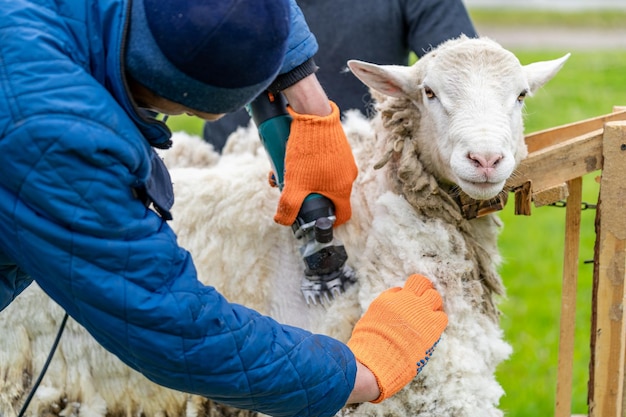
506 107 626 417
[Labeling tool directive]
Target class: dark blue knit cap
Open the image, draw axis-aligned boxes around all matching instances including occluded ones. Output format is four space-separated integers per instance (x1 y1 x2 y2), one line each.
125 0 290 114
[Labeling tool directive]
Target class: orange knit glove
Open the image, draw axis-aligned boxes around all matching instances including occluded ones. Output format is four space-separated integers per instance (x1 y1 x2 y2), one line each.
274 101 358 226
347 274 448 403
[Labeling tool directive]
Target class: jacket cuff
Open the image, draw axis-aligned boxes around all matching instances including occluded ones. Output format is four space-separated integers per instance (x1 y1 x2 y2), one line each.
268 58 318 94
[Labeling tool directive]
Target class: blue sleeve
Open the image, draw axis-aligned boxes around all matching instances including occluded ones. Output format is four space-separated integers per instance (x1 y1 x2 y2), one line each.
279 0 319 74
0 115 356 417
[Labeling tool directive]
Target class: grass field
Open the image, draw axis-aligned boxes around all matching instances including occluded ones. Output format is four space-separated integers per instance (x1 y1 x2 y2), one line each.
166 11 626 417
470 8 626 29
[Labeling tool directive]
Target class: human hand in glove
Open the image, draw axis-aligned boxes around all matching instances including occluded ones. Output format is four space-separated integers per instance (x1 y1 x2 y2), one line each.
346 274 448 403
273 100 358 227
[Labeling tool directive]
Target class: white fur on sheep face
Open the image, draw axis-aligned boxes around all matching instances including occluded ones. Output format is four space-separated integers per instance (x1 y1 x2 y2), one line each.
348 37 569 200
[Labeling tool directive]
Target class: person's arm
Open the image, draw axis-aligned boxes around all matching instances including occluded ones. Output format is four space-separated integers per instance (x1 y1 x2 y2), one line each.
348 362 381 403
282 73 332 116
0 107 358 417
278 0 318 75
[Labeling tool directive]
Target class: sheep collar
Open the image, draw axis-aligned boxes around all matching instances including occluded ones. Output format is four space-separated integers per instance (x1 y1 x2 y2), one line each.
452 190 508 220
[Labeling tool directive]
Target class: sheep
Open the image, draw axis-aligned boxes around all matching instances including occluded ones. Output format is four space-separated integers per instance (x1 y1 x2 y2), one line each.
0 36 569 417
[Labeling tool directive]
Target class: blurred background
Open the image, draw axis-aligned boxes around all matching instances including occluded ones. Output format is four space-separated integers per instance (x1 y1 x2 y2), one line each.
167 3 626 416
466 0 626 9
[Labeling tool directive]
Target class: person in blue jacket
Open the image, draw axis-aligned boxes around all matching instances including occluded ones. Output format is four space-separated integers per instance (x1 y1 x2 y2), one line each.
203 0 478 152
0 1 447 416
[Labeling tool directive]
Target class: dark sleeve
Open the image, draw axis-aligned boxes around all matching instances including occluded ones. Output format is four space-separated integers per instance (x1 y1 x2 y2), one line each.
404 0 478 57
269 58 318 94
0 250 33 311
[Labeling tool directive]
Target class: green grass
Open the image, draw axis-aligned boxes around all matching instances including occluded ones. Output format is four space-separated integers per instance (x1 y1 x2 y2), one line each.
165 17 626 417
470 9 626 29
166 114 203 136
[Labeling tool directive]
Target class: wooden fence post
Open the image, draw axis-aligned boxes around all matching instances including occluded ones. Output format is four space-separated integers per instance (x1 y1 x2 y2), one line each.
589 121 626 417
555 177 582 417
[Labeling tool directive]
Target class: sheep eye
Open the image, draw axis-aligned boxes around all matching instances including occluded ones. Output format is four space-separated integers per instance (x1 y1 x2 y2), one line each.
424 86 436 99
517 90 528 102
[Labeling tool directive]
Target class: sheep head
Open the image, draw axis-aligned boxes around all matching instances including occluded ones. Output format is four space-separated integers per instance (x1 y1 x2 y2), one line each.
348 36 569 201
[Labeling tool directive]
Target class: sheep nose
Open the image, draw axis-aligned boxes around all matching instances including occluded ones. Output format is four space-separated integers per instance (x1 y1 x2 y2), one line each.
468 152 503 175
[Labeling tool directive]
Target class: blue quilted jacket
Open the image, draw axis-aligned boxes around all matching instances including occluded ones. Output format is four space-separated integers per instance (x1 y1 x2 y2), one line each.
0 1 356 415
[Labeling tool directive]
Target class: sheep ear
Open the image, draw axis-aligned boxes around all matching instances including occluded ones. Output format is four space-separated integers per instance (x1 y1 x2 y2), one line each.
347 60 413 98
523 53 570 94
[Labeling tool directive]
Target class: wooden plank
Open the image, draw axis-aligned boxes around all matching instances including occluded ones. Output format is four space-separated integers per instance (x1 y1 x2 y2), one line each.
533 183 569 208
525 109 626 154
622 304 626 417
555 177 582 417
589 122 626 417
507 129 603 193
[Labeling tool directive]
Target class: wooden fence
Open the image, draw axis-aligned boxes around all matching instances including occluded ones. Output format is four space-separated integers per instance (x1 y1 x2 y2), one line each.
505 106 626 417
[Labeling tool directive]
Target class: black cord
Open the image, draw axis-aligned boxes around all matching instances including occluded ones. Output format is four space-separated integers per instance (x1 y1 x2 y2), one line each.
17 312 69 417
